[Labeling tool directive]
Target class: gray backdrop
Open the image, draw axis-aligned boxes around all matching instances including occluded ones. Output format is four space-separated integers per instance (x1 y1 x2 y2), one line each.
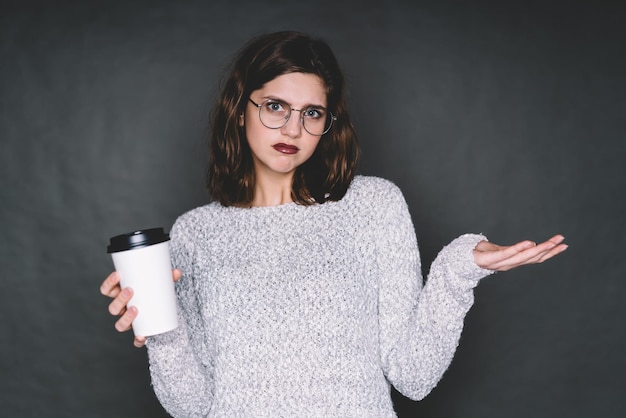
1 0 624 417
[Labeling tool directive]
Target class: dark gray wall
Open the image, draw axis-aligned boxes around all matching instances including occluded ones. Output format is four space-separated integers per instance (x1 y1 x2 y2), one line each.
1 0 624 417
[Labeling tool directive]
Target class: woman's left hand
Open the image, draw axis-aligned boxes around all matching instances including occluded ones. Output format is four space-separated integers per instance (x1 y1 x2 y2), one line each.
473 234 568 272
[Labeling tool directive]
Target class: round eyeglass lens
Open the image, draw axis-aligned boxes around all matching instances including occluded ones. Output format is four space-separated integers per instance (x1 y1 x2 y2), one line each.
258 99 335 135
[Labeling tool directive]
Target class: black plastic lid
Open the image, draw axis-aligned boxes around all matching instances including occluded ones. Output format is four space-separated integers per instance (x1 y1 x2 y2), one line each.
107 228 170 253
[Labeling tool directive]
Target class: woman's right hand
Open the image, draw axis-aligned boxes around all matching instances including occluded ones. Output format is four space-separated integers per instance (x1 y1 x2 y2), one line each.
100 269 182 348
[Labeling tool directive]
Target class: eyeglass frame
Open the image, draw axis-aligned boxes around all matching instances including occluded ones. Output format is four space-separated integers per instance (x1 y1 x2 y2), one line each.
248 98 337 136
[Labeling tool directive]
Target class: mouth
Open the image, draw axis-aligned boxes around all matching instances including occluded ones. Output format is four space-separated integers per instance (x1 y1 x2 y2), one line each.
272 143 299 155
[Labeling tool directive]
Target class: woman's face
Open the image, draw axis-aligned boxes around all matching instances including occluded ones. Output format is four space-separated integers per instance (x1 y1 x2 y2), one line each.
244 72 326 181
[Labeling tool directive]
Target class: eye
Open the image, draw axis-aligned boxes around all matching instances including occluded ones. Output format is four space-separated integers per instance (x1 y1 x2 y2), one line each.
264 100 286 113
303 107 326 119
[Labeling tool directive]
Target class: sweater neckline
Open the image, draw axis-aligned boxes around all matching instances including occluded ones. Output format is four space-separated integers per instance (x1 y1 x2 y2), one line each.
217 200 301 213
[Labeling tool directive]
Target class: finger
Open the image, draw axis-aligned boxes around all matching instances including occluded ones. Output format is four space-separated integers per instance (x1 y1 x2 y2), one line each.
501 244 567 268
537 234 565 248
134 336 147 348
115 305 138 333
173 269 182 283
100 271 121 298
474 240 535 269
488 244 550 270
534 243 569 263
108 287 133 316
514 235 566 264
491 237 567 270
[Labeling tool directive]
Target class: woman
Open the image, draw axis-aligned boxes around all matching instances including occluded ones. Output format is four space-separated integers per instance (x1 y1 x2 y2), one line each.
101 31 567 417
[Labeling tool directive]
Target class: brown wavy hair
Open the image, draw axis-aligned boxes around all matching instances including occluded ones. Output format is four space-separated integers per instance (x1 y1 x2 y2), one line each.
207 31 360 206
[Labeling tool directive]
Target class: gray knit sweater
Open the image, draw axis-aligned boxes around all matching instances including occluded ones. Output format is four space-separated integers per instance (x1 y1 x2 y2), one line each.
146 175 494 417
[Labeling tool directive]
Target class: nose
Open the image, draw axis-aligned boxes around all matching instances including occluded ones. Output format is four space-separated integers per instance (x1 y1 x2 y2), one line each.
280 111 303 138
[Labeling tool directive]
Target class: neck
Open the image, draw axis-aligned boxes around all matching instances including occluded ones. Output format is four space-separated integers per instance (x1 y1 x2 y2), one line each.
251 171 294 207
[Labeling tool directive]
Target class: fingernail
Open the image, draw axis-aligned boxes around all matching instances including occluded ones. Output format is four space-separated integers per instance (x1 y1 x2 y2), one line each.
122 287 132 298
523 241 535 249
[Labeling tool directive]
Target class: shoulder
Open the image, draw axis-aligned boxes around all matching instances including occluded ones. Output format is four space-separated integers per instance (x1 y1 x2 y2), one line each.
335 175 411 222
170 202 221 240
346 175 407 204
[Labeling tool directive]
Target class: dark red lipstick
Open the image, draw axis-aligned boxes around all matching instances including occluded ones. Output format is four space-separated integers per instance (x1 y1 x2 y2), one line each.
272 143 299 154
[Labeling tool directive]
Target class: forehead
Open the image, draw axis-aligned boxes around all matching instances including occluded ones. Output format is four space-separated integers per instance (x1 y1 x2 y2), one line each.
255 73 327 106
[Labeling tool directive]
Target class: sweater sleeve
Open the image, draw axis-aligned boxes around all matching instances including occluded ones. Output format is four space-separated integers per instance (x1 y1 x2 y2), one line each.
145 216 214 417
376 181 494 400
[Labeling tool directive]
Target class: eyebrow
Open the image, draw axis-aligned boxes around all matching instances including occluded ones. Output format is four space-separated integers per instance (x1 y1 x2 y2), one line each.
260 95 328 109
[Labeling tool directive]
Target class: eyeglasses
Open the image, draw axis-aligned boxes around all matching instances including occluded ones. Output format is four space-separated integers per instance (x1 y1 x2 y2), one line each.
248 98 337 136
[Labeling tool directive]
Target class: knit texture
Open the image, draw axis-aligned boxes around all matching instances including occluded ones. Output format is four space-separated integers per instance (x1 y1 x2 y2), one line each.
146 175 494 417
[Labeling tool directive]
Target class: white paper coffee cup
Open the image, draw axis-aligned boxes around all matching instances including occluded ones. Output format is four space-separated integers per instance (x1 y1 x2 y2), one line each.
107 228 178 336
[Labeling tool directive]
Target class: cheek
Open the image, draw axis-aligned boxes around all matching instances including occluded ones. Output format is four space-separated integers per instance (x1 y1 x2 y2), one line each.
244 116 264 145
